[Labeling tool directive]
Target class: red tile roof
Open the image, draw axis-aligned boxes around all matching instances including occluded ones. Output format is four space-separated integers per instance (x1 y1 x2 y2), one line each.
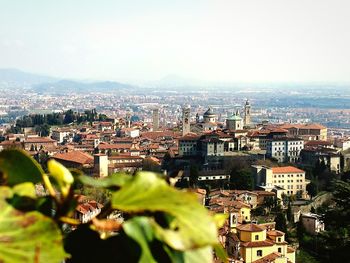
271 166 305 174
267 230 284 237
280 123 326 130
25 137 56 143
236 223 265 232
53 151 94 165
287 246 296 253
252 252 282 263
241 240 274 248
99 143 132 150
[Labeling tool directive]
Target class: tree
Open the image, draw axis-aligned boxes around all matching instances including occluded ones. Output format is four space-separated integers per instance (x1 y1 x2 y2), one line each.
189 164 199 188
263 196 276 215
142 157 161 172
64 110 75 124
275 212 288 234
229 168 254 190
306 180 318 198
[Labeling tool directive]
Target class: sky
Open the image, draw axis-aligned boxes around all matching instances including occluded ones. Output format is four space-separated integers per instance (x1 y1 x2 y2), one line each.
0 0 350 84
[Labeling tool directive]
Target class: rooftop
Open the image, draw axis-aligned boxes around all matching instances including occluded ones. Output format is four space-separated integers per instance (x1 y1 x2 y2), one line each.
271 166 305 174
236 223 265 232
53 151 94 165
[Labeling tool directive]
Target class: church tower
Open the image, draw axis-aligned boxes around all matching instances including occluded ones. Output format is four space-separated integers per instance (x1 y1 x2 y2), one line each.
182 106 191 136
244 99 251 126
152 108 159 131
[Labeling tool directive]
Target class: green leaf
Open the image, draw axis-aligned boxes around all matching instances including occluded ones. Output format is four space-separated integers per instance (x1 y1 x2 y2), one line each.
78 173 132 189
213 244 228 263
213 213 228 229
0 150 44 186
0 186 67 263
12 182 36 199
183 246 213 263
112 171 218 250
123 217 158 263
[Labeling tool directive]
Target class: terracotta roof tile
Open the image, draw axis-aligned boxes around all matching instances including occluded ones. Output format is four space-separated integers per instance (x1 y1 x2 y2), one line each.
252 252 282 263
236 223 265 232
241 240 274 248
53 151 94 165
271 166 304 174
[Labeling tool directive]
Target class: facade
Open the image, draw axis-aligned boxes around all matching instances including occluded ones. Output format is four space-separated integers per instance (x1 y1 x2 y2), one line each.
233 224 295 263
108 155 144 173
201 137 225 157
120 128 140 138
334 138 350 151
300 213 325 235
279 123 327 141
300 148 341 174
202 107 218 131
252 165 310 198
182 106 191 136
51 129 71 143
178 134 199 156
24 137 57 151
226 110 244 130
94 154 109 177
74 195 103 223
266 138 304 163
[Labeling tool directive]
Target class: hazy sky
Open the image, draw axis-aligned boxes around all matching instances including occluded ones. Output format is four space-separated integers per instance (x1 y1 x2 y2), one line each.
0 0 349 83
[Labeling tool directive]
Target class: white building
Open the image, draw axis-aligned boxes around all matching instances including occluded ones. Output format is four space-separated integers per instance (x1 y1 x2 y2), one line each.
202 107 218 132
252 165 310 199
300 213 325 235
266 138 304 163
51 129 71 143
226 110 243 130
334 138 350 151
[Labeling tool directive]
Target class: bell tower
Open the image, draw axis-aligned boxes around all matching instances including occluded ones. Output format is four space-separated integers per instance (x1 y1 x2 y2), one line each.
244 99 251 126
182 106 191 136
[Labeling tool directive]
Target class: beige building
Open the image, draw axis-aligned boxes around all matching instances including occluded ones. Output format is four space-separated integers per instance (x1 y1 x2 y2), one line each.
252 165 310 199
300 213 325 235
279 123 327 141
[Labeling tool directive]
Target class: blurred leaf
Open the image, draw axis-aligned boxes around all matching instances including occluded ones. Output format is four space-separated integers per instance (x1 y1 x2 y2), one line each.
213 213 228 228
12 182 36 199
0 149 44 186
123 217 158 263
112 171 218 250
0 186 67 263
213 244 228 263
78 173 132 189
183 246 213 263
48 159 74 185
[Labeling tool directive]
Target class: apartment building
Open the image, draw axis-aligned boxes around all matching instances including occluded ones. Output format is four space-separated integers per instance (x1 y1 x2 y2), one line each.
266 138 304 163
252 165 310 199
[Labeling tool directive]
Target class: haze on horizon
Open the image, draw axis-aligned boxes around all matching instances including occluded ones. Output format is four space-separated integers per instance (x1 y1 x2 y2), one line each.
1 0 350 85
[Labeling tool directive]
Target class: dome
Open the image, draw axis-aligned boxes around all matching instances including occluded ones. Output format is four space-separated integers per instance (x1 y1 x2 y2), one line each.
203 107 215 117
227 111 242 121
227 114 242 121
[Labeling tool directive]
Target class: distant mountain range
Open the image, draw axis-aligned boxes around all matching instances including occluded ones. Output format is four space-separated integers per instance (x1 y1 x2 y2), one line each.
33 79 135 94
0 68 135 93
0 68 57 85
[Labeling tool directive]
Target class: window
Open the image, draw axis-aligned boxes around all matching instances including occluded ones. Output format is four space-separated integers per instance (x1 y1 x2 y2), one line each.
257 250 262 257
278 247 282 253
278 237 281 242
255 235 259 241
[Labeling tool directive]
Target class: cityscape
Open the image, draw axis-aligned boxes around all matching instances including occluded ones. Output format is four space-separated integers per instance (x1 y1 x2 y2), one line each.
0 1 350 263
